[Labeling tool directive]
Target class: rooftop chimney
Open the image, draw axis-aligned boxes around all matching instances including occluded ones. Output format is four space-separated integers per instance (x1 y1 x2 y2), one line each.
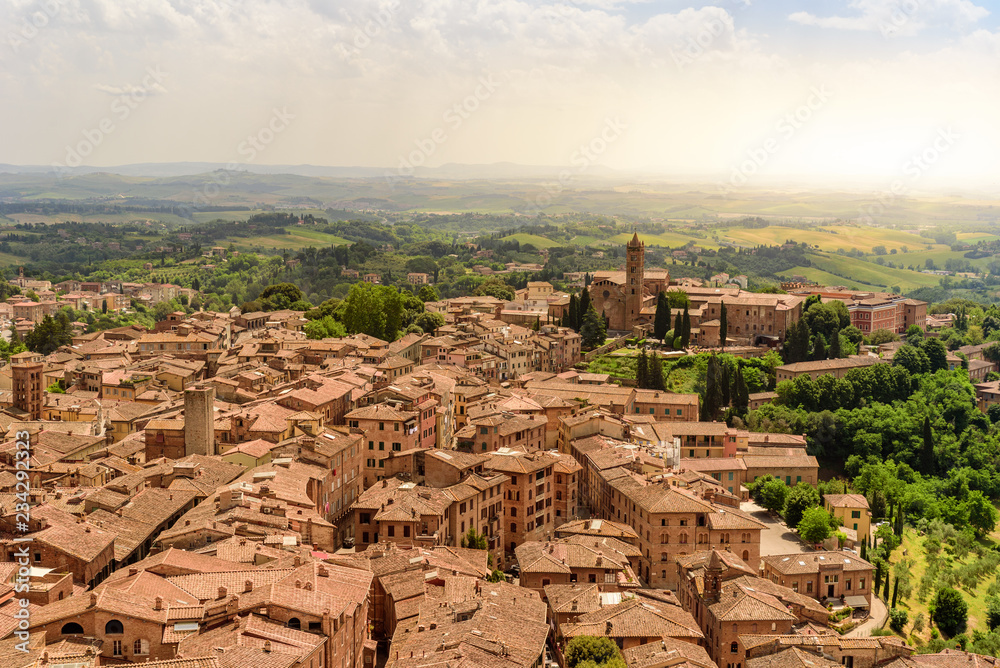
244 580 253 593
154 596 163 610
217 586 227 599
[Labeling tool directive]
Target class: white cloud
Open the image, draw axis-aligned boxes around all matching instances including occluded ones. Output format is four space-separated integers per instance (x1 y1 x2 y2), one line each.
789 0 989 37
0 0 997 189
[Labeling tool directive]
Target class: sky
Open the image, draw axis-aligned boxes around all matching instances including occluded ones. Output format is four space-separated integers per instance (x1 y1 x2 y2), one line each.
2 0 1000 190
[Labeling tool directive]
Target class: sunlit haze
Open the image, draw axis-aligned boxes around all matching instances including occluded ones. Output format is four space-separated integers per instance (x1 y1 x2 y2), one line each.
2 0 999 190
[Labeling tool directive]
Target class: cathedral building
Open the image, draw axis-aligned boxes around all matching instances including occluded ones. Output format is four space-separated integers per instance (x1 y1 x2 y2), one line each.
590 233 669 331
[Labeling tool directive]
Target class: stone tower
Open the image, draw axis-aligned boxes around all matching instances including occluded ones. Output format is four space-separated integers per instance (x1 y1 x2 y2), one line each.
12 353 43 420
625 232 645 331
184 384 215 456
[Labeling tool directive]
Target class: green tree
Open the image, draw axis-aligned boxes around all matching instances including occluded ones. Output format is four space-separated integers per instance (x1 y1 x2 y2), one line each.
719 301 728 349
674 307 683 340
733 365 750 413
986 597 1000 630
829 328 842 359
460 527 488 550
567 294 580 331
967 491 998 536
636 347 649 389
259 282 305 310
414 311 445 335
25 314 72 355
304 316 347 340
923 338 949 372
811 333 827 361
648 352 666 391
580 304 607 350
889 608 908 632
701 354 724 420
565 636 624 668
933 588 968 637
474 277 515 301
758 478 790 514
784 482 820 527
681 303 691 348
654 292 670 341
892 344 930 375
417 284 440 302
798 506 834 544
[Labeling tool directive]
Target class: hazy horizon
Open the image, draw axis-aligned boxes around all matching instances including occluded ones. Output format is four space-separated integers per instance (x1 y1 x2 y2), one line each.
4 0 999 192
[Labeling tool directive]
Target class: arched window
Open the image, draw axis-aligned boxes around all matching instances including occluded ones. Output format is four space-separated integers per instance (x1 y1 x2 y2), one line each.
660 552 667 562
105 620 124 635
61 622 84 635
661 533 668 544
680 533 688 544
742 550 750 561
731 642 739 654
287 618 301 629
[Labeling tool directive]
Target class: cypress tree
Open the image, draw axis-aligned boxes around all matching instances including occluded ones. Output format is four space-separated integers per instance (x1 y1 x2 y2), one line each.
891 575 899 608
829 327 842 359
874 562 882 594
922 416 935 475
579 288 591 324
636 347 649 389
795 319 812 362
811 333 827 361
721 363 732 408
649 352 666 391
861 537 867 560
681 303 691 348
883 572 891 601
733 365 749 413
568 294 580 332
654 293 670 341
719 301 728 349
674 308 683 340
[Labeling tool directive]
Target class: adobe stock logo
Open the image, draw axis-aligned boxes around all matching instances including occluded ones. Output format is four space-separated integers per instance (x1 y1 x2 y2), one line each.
53 67 168 172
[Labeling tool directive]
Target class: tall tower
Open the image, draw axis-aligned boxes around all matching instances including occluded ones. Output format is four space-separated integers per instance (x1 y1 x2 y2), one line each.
184 384 215 456
625 232 645 330
12 353 43 420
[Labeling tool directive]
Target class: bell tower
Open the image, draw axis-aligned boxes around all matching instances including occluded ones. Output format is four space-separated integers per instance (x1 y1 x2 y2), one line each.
625 232 644 330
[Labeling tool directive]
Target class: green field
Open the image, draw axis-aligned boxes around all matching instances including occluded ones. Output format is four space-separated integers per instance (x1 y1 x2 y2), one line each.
779 266 884 291
501 233 561 249
6 212 191 226
608 231 716 249
225 229 352 251
720 225 931 253
802 252 942 291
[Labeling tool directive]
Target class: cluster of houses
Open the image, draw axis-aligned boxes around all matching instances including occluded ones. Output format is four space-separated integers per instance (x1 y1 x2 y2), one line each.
0 242 974 668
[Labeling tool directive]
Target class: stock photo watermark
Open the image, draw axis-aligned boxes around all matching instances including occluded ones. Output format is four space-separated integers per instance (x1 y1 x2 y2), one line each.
8 0 62 52
521 116 628 215
858 127 959 224
53 67 169 171
718 85 833 196
383 73 507 188
352 0 401 50
191 107 296 207
880 0 922 37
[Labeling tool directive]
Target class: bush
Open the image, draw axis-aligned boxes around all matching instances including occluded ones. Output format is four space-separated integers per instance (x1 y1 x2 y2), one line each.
889 608 909 632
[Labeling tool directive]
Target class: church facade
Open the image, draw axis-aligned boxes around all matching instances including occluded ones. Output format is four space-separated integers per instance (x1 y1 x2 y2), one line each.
590 233 669 332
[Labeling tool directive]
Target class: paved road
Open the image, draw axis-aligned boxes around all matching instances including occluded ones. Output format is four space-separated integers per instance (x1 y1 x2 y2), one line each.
845 594 888 637
741 500 811 557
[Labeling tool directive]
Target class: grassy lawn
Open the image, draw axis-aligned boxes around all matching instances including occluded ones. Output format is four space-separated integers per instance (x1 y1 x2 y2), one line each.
779 266 885 291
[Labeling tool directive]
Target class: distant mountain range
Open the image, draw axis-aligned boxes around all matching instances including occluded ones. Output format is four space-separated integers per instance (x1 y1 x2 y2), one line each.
0 161 621 180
